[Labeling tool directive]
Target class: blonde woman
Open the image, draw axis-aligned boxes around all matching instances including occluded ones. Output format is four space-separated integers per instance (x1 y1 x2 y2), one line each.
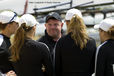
10 14 53 76
55 14 96 76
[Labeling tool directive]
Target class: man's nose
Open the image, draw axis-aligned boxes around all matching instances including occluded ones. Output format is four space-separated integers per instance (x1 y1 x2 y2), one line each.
51 25 56 28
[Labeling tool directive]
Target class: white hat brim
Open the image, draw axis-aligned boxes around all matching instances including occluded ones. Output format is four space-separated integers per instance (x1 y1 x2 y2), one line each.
94 24 100 30
13 16 19 23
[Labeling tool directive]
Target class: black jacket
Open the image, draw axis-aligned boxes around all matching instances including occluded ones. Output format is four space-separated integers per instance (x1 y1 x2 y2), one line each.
96 39 114 76
37 30 57 59
13 39 53 76
0 34 14 73
55 33 96 76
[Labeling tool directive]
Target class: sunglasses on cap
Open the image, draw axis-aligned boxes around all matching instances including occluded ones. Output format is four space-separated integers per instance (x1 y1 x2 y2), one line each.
8 12 17 23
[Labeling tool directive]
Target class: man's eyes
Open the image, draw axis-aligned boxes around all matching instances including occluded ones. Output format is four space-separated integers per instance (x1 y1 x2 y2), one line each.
48 24 58 26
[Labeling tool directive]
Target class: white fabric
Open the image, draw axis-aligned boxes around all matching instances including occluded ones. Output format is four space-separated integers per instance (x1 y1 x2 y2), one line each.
94 41 107 76
19 14 39 27
0 35 5 76
92 73 95 76
0 35 3 46
94 18 114 32
65 8 82 20
0 35 7 76
0 11 19 24
0 72 6 76
112 64 114 74
1 74 6 76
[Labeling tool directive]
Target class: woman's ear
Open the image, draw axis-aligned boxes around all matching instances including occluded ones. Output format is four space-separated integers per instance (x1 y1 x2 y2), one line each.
32 25 36 30
7 24 11 28
5 23 12 30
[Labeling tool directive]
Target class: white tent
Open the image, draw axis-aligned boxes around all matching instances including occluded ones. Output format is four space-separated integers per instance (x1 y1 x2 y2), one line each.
0 0 114 35
0 0 113 15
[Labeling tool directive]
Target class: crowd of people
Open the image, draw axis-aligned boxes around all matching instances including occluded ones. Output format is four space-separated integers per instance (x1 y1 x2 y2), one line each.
0 8 114 76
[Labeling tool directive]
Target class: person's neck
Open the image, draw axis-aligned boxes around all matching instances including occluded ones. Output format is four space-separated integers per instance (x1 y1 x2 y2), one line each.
103 36 110 42
26 34 34 40
111 37 114 39
1 31 12 38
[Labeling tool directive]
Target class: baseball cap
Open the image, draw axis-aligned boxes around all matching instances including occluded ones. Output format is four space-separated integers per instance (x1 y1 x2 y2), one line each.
65 8 82 20
94 18 114 32
0 11 19 24
45 12 62 22
19 14 39 27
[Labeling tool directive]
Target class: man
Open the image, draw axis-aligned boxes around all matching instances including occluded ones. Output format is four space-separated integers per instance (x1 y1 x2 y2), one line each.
0 11 19 76
37 12 63 59
65 8 82 27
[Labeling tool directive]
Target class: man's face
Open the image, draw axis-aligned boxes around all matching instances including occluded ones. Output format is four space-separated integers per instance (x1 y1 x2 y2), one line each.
99 29 106 43
45 19 63 38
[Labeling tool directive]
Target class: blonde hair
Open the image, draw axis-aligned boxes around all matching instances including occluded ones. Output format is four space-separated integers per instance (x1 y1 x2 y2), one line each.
107 26 114 39
67 14 89 50
10 23 33 62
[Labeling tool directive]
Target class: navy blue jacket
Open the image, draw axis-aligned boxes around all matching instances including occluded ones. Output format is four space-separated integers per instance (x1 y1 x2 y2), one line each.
96 39 114 76
0 34 14 73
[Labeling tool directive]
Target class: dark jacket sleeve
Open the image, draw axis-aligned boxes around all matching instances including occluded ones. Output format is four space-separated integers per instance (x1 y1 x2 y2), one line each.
41 43 53 76
0 41 14 73
89 38 96 74
37 36 45 42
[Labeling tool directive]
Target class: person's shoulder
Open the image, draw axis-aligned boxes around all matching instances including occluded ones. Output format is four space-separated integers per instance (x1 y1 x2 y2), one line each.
37 35 46 42
107 39 114 45
85 37 96 50
58 34 72 44
98 41 111 56
26 39 43 46
25 39 39 48
56 34 70 47
100 40 114 50
39 42 49 49
88 37 95 41
59 34 70 41
87 37 96 44
37 42 50 54
26 39 49 50
57 35 66 43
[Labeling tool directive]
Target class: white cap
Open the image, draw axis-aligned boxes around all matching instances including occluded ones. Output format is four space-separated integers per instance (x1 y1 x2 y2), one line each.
0 11 19 24
19 14 39 27
65 8 82 20
94 18 114 32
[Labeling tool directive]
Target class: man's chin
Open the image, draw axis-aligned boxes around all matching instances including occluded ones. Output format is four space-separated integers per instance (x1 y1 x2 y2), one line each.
50 34 58 38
